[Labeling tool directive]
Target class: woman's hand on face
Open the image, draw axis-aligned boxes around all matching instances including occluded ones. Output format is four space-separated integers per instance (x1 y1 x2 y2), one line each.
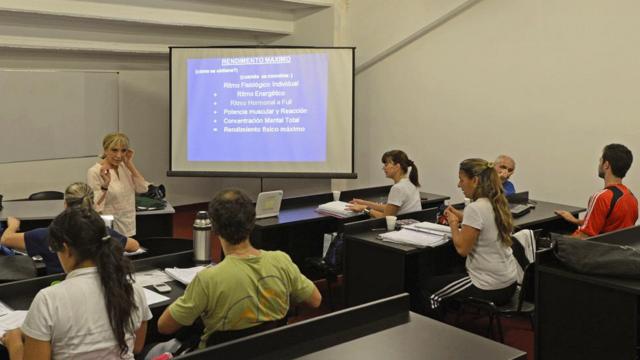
124 149 135 166
99 164 111 187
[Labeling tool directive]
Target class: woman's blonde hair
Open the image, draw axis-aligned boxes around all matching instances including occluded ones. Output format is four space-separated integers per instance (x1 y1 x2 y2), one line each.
64 182 94 209
459 158 513 247
100 133 130 159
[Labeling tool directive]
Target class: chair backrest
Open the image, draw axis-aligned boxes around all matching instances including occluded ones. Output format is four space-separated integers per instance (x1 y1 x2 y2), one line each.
517 261 536 310
341 207 438 235
399 207 438 222
205 318 288 347
28 191 64 200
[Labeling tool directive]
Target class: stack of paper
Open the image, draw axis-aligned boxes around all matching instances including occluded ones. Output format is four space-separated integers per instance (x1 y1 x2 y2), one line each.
0 301 12 317
133 269 173 287
165 266 207 285
379 229 449 248
317 201 361 218
403 222 452 236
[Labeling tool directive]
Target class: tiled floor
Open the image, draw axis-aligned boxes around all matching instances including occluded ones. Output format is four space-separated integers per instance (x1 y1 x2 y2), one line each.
172 205 534 359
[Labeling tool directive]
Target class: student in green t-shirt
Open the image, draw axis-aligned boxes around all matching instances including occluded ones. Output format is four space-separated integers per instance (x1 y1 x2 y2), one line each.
157 188 322 349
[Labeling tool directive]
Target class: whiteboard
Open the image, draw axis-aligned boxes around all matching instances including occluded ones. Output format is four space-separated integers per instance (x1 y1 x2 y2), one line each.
0 70 118 163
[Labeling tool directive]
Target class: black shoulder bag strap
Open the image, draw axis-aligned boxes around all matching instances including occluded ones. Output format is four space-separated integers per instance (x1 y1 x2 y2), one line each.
605 185 624 220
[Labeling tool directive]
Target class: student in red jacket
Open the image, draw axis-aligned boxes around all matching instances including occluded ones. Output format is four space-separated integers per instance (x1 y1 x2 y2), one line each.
556 143 638 238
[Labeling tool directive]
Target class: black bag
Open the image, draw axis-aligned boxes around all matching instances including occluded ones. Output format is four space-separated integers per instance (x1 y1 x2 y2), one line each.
140 184 165 200
323 233 345 273
552 233 640 279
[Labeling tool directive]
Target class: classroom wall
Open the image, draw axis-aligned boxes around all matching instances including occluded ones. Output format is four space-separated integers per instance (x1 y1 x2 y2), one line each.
0 4 336 205
342 0 640 207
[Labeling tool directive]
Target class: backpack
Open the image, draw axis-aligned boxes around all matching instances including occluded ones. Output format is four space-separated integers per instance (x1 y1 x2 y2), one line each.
136 184 167 211
552 233 640 279
323 233 345 273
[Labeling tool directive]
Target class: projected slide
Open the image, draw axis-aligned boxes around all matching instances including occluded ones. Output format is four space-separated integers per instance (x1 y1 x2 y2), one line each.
187 53 328 162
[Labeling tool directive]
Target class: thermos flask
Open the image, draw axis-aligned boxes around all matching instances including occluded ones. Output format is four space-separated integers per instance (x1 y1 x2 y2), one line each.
193 211 212 263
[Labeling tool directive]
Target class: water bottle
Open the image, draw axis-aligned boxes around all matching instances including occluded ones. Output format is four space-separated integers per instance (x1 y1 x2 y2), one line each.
193 211 212 264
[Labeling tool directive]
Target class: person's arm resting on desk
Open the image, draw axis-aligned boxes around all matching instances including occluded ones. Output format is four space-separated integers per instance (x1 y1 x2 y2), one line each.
570 195 610 239
0 217 26 251
158 274 208 335
554 210 584 226
346 203 399 218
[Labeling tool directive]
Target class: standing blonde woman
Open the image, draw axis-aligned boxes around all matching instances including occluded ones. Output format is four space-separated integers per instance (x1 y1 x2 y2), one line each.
88 133 149 237
421 158 517 315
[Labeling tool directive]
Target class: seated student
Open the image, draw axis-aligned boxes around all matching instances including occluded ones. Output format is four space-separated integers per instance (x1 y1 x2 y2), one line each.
0 222 14 256
347 150 422 218
1 207 151 359
154 189 321 354
556 143 638 238
495 155 516 196
0 182 139 274
421 159 517 315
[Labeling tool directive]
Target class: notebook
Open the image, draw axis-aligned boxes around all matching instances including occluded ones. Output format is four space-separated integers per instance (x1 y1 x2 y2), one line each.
316 201 362 218
165 265 208 285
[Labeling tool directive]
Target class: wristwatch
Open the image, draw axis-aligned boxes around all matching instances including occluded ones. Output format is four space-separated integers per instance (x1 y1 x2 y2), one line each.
363 208 371 216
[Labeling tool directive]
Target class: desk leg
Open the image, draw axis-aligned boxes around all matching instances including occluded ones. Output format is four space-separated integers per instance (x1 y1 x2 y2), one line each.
136 213 174 239
536 270 637 360
251 223 326 274
345 239 405 308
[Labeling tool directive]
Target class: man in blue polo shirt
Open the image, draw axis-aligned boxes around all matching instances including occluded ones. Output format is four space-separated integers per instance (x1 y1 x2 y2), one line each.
496 155 516 196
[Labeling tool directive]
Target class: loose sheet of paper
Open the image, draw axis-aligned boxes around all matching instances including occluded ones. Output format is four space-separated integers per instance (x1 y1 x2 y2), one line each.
0 311 28 341
142 288 170 306
133 269 173 287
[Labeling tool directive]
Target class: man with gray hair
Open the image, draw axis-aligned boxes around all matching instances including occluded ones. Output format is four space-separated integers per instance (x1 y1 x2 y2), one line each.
495 155 516 196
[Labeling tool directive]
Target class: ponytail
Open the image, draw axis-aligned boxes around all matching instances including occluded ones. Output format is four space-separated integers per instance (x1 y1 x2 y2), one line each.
407 160 420 187
64 182 95 209
382 150 421 187
96 236 137 357
48 207 136 357
459 159 513 247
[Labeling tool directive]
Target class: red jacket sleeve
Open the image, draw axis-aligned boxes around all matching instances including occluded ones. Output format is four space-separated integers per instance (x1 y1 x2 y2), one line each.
576 191 612 237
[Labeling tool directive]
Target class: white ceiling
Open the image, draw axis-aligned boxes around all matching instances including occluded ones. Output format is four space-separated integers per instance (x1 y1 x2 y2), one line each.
0 0 332 58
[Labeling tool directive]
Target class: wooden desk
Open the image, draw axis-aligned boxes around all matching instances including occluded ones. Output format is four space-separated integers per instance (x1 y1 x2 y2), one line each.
252 187 449 270
0 199 175 239
0 251 194 344
344 229 461 309
0 236 192 285
345 199 584 309
512 200 584 234
180 294 526 360
535 225 640 360
0 255 37 283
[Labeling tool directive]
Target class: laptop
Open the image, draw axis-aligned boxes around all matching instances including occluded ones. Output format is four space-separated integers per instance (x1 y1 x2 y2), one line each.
506 191 533 218
255 190 284 219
